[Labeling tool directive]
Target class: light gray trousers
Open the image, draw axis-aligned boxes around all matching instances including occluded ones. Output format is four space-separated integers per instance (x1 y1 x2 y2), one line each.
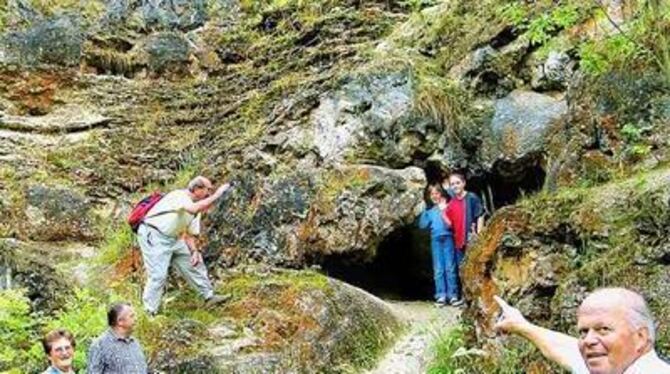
137 224 214 314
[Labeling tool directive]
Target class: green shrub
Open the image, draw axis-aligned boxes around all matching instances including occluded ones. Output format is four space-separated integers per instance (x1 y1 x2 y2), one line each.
427 323 559 374
497 1 592 47
551 4 581 28
0 289 42 373
527 14 557 45
427 324 471 374
499 3 528 27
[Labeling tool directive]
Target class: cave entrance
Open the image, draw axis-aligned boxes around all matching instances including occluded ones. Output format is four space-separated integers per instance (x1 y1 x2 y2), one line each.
468 160 547 214
320 158 547 301
320 225 434 301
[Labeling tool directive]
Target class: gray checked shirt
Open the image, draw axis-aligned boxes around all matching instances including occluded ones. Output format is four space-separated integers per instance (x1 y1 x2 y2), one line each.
86 329 148 374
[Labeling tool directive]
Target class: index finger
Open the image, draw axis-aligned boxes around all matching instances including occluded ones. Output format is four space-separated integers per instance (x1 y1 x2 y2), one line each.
493 295 511 311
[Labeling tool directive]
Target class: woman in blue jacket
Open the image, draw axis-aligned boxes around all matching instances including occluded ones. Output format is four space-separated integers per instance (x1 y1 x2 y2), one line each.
418 184 455 306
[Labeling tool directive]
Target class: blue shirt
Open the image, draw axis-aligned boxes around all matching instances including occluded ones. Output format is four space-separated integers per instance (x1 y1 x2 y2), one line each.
418 205 452 238
43 367 74 374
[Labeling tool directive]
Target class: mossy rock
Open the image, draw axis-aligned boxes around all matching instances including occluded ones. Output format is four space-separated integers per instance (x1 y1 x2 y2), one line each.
129 269 402 373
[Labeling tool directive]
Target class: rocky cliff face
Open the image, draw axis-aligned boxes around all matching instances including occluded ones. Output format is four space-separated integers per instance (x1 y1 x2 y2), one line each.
1 0 669 372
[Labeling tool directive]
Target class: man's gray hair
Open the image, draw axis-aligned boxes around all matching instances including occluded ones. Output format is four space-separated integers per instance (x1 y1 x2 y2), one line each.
586 288 656 343
188 176 210 192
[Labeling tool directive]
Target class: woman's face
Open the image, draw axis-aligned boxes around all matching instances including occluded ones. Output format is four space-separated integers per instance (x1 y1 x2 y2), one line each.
47 337 74 371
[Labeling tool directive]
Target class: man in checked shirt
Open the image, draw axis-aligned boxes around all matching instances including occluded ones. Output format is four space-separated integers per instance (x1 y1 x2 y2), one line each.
87 302 148 374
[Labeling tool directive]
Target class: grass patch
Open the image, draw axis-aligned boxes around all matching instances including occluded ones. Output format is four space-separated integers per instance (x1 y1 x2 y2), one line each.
412 64 474 139
427 323 560 374
96 224 135 267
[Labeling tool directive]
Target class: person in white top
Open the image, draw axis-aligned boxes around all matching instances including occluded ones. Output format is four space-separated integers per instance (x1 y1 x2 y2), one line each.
494 288 670 374
137 175 231 315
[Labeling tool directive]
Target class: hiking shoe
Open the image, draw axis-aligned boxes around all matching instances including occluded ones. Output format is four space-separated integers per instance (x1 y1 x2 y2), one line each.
434 297 447 307
449 297 464 307
205 294 232 307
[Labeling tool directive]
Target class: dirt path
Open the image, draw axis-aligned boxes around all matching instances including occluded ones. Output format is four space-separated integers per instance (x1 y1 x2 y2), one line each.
367 301 461 374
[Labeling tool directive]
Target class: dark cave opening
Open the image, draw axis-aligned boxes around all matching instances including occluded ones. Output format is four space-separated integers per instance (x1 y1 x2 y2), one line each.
468 162 547 214
320 225 434 301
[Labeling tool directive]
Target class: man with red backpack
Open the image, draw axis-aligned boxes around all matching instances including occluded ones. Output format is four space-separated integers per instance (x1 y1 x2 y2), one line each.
134 176 231 315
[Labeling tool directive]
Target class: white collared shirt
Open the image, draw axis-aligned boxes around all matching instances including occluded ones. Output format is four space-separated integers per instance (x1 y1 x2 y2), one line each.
623 350 670 374
144 189 200 237
570 350 670 373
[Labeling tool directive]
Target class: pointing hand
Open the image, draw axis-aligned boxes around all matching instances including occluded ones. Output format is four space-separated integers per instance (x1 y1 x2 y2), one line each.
493 295 528 334
215 183 231 197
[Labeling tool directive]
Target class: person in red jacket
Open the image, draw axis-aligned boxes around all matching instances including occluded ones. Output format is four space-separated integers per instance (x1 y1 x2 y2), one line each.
442 172 484 305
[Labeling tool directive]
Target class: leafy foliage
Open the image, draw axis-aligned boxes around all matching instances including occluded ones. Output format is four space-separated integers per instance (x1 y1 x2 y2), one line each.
579 0 670 80
499 3 528 27
497 1 591 46
0 290 42 373
527 14 557 45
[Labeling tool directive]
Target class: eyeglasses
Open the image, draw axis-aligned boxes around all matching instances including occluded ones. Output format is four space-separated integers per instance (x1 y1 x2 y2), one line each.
52 345 73 354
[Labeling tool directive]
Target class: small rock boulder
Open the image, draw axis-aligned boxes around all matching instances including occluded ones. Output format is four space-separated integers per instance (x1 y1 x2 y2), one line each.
483 90 567 179
157 271 402 373
144 32 192 74
23 185 96 241
2 14 84 66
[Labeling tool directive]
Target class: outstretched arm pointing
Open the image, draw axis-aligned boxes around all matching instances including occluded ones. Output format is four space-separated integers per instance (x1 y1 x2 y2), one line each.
493 296 586 372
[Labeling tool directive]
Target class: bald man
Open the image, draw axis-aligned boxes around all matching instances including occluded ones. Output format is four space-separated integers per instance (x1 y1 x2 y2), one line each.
494 288 670 374
138 176 231 315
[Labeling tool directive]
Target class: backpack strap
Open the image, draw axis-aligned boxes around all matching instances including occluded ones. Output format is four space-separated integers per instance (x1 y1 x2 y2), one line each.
139 210 177 237
141 209 198 239
143 209 177 221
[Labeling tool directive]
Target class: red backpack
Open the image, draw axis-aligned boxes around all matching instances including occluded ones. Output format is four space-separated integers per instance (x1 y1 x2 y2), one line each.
127 192 164 232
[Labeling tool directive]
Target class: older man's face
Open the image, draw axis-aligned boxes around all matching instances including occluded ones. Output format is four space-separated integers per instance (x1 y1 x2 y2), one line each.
193 181 213 201
577 305 643 374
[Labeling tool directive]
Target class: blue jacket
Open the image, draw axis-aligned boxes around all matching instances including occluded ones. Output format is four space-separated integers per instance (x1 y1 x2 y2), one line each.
418 205 452 238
